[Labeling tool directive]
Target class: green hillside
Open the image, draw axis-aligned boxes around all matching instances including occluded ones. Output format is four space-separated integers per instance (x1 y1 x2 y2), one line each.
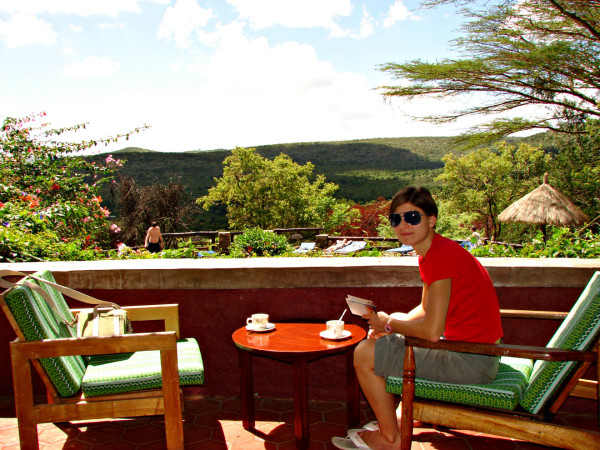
93 135 546 230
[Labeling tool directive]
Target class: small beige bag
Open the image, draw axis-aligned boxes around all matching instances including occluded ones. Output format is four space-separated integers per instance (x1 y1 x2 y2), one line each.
76 303 132 337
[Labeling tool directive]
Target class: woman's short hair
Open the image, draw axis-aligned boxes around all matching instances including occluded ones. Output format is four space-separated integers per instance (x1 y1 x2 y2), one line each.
389 186 438 217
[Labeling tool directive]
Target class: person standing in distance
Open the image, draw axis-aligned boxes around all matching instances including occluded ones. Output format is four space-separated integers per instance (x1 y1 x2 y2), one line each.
145 221 164 253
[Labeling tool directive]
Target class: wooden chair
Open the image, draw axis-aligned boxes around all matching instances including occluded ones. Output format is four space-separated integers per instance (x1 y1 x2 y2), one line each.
388 271 600 450
1 270 204 450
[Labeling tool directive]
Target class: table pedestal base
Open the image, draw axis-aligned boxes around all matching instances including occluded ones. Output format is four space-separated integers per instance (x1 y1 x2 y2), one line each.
238 348 361 449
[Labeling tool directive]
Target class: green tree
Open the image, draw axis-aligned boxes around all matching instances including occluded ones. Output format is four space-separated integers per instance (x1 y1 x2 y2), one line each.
196 147 342 230
0 113 147 261
379 0 600 145
435 142 551 240
550 120 600 222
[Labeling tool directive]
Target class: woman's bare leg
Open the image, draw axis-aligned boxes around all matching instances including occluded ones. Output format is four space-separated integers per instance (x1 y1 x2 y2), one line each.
353 339 400 449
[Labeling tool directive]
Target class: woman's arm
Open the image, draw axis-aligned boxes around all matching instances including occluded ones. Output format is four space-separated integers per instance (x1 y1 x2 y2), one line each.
367 279 451 342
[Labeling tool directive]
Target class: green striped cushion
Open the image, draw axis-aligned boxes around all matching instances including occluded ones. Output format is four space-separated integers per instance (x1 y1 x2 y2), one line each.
3 277 86 397
520 271 600 414
82 338 204 397
386 356 533 410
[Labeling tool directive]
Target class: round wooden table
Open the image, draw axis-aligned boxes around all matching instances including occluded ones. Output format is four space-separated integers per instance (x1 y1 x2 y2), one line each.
232 322 367 449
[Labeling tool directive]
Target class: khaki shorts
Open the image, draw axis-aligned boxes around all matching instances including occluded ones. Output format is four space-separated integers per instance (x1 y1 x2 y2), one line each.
374 333 499 384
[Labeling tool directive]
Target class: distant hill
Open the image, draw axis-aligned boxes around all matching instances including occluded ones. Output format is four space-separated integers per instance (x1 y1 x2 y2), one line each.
91 135 550 230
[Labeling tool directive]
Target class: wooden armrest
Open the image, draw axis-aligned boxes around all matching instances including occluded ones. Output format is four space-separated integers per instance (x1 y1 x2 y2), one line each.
120 304 179 321
10 332 178 359
500 309 568 320
70 303 181 338
403 336 597 362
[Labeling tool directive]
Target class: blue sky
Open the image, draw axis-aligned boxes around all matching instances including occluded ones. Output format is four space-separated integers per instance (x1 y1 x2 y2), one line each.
0 0 496 153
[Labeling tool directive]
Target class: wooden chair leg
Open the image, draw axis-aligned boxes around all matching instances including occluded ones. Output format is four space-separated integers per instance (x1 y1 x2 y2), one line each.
597 348 600 431
400 345 416 450
11 345 40 449
161 346 184 450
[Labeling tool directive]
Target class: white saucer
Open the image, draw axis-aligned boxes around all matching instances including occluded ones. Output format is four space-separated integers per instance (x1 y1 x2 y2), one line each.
246 323 276 332
320 330 351 340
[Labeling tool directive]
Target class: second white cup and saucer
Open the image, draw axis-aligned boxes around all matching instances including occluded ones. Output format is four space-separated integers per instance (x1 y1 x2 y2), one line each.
320 320 351 340
246 313 276 332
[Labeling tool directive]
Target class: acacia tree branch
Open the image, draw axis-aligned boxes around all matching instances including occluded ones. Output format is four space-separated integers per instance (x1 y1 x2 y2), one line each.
546 0 600 41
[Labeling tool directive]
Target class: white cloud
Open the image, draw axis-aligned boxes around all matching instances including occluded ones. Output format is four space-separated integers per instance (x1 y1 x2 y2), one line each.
69 24 82 32
157 0 215 48
330 6 375 39
127 25 403 149
0 0 141 17
383 0 421 28
63 56 120 79
358 8 376 38
0 13 56 47
226 0 352 31
98 22 126 30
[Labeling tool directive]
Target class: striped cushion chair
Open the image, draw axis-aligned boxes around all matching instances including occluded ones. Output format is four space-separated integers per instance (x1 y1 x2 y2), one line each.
387 271 600 450
1 270 204 449
386 356 533 410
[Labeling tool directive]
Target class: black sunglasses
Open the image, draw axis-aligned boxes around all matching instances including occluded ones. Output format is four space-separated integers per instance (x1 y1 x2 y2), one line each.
389 211 425 227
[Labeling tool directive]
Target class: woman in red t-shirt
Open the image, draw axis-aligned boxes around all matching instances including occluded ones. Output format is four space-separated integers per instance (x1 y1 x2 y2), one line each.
333 186 503 450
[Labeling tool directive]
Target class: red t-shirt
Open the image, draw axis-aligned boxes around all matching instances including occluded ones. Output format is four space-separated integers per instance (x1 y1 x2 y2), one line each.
418 233 503 343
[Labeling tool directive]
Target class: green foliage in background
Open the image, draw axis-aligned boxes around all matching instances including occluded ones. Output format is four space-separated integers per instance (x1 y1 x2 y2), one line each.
93 134 546 232
197 147 344 230
435 142 551 241
107 238 208 260
0 113 147 262
229 228 291 257
472 227 600 259
550 120 600 223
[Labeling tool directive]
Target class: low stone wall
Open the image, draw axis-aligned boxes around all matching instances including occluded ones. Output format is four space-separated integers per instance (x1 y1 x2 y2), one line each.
1 257 599 400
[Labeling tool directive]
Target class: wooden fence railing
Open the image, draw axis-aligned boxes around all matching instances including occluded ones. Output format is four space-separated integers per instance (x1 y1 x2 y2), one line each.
162 227 326 253
162 228 521 254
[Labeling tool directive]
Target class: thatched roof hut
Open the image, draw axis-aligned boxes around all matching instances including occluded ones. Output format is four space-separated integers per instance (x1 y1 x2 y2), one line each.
498 173 589 240
498 173 589 226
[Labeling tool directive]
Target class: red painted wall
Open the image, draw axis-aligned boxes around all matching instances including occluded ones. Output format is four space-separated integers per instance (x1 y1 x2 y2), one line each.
0 285 582 400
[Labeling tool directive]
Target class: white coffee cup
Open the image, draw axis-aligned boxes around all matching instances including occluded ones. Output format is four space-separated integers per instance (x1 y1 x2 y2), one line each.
326 320 344 337
247 313 269 329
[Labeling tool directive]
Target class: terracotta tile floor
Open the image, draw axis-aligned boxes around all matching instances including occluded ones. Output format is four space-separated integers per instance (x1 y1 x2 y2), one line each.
0 395 596 449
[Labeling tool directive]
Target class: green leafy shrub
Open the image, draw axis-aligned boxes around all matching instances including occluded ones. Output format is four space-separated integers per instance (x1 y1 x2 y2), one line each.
472 227 600 258
230 228 291 257
0 113 147 262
